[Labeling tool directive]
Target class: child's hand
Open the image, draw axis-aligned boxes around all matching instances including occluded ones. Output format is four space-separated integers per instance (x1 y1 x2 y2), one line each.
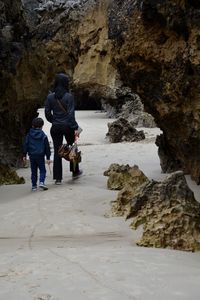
22 156 28 168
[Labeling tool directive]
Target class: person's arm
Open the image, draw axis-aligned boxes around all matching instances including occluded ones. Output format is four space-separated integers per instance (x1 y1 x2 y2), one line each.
44 137 51 160
44 96 53 123
67 94 78 129
22 134 29 161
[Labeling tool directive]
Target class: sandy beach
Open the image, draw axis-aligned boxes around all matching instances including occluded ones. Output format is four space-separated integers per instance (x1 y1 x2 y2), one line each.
0 110 200 300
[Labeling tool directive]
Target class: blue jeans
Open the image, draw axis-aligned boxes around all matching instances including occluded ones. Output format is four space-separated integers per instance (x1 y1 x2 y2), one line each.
30 155 46 187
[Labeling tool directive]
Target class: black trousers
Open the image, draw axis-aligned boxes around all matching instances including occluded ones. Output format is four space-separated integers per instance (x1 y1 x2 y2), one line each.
50 124 79 180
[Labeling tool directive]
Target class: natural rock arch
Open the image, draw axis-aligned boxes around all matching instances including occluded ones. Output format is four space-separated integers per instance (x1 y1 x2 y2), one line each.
0 0 200 184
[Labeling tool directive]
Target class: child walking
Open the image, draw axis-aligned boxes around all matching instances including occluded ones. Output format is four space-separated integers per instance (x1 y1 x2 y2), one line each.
23 117 51 191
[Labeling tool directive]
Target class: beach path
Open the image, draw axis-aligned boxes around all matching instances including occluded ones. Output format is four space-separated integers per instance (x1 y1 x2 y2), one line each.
0 110 200 300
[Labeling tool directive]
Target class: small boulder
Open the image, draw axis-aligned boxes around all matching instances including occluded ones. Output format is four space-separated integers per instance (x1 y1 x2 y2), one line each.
0 164 25 185
104 164 148 191
106 118 145 143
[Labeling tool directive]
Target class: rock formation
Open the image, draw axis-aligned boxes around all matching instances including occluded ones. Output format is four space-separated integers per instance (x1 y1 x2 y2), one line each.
0 0 32 184
127 172 200 251
116 91 156 128
0 164 25 185
1 0 24 164
0 0 84 172
106 118 145 143
104 164 148 191
1 0 200 185
105 164 200 251
108 0 200 183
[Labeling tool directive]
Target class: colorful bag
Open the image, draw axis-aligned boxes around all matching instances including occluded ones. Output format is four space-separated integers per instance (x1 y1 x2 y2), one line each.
58 143 81 163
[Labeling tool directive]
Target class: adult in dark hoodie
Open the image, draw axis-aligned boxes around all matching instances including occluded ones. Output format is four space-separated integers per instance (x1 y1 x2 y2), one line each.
23 117 51 191
45 73 81 184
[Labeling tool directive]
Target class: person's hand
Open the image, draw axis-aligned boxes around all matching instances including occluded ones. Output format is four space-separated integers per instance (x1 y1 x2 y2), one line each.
22 156 28 168
46 160 51 165
74 130 79 138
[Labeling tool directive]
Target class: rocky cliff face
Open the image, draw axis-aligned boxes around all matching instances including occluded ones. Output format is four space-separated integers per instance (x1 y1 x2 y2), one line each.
0 0 86 166
1 0 200 184
0 0 124 167
108 0 200 183
0 0 29 166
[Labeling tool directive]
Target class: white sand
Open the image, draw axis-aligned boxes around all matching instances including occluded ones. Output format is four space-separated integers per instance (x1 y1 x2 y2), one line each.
0 110 200 300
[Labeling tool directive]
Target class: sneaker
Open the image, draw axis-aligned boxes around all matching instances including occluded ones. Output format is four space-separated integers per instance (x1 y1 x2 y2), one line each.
32 186 37 192
55 180 62 185
39 182 48 190
72 170 83 178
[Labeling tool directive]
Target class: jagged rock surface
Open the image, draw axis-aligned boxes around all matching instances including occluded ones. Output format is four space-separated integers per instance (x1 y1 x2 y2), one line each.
128 172 200 252
1 0 200 185
0 0 34 170
108 0 200 183
104 164 148 191
0 0 86 169
101 86 155 127
0 165 25 185
118 95 156 128
106 118 145 143
104 164 149 216
108 165 200 251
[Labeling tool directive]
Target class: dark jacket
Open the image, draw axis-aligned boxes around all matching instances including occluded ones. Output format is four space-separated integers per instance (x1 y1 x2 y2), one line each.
23 128 51 159
44 92 78 129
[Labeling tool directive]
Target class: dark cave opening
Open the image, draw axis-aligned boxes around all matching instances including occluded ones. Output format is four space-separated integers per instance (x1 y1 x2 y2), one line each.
73 89 102 110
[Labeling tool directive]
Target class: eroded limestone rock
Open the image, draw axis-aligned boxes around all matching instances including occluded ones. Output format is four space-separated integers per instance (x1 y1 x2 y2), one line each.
0 0 83 171
0 164 25 185
106 118 145 143
108 0 200 183
73 0 117 99
1 0 200 186
0 0 33 168
111 168 149 217
129 172 200 251
104 164 148 191
118 98 156 128
108 165 200 251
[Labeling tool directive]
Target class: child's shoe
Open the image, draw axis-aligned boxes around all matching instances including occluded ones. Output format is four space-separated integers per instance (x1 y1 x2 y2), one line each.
32 186 37 192
39 182 48 190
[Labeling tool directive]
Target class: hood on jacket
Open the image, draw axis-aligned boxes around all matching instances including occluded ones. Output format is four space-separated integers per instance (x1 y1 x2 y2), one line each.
29 128 45 140
54 73 69 99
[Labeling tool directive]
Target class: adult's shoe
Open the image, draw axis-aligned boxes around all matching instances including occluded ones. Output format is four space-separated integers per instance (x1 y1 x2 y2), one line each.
72 170 83 178
55 180 62 185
